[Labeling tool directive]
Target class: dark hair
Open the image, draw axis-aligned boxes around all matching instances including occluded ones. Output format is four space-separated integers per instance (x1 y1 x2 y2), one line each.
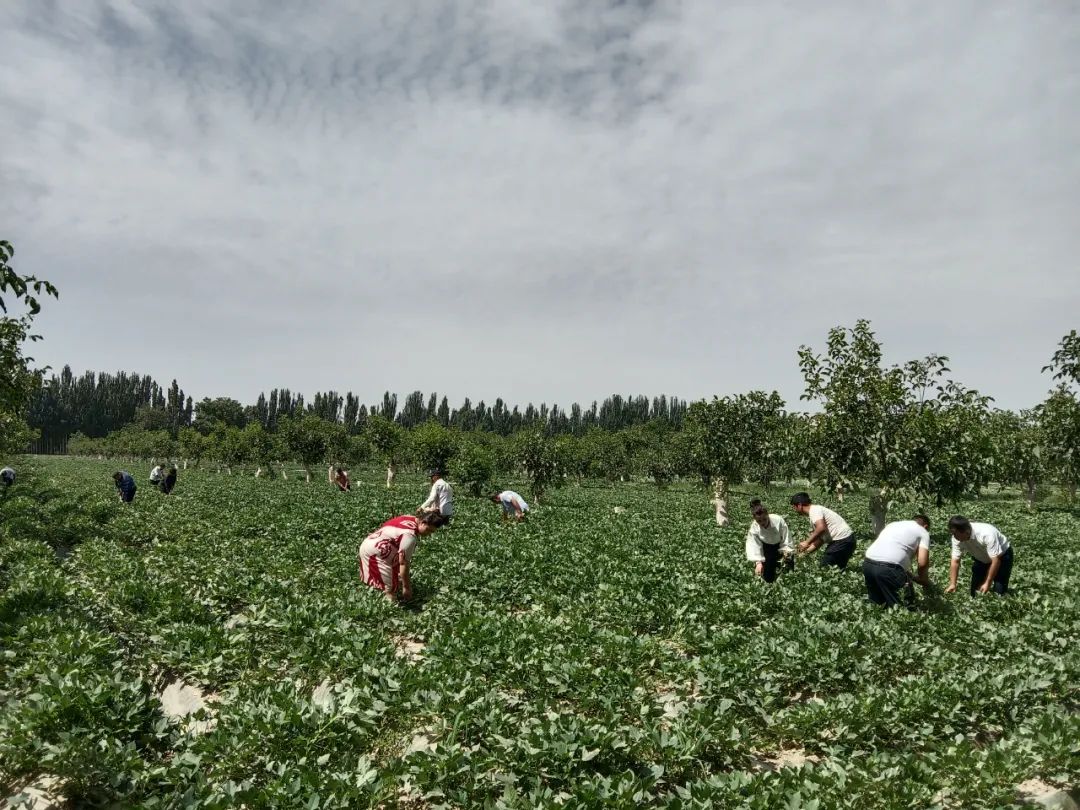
912 514 930 528
419 510 449 528
752 505 768 518
789 492 812 507
749 498 762 508
948 515 971 533
113 471 123 481
488 492 501 502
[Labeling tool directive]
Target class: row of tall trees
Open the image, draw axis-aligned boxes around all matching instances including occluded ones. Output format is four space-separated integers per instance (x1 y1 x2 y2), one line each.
28 374 690 449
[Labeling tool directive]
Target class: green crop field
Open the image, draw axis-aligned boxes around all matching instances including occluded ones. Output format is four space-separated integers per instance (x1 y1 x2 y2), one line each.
2 456 1078 808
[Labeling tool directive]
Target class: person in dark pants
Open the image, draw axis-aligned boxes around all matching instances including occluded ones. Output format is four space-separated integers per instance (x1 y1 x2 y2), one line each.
862 515 932 608
1 466 14 491
945 516 1014 596
113 471 137 503
745 501 795 582
161 464 178 495
789 493 857 569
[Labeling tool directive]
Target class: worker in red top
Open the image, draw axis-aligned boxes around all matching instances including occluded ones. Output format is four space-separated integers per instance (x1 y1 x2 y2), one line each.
357 510 448 602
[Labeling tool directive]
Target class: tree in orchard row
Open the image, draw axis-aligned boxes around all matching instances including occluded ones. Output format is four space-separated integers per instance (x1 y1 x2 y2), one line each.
1041 329 1080 502
0 240 58 455
798 320 993 533
988 409 1044 509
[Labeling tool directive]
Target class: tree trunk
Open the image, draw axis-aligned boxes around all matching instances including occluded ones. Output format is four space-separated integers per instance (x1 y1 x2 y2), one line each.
1069 481 1077 504
835 481 845 503
713 479 730 527
1025 479 1036 509
869 489 888 536
386 463 396 489
280 465 289 480
255 466 262 478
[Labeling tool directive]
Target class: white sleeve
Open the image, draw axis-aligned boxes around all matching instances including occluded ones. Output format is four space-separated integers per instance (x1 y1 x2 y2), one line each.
421 483 438 509
950 537 962 560
777 517 794 554
984 530 1004 557
745 525 764 563
918 530 931 550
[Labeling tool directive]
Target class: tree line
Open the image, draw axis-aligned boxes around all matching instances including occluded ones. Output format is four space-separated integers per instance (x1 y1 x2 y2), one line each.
51 322 1080 533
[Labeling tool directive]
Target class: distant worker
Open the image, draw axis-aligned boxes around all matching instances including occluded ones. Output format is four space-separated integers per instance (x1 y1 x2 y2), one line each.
1 466 14 490
946 516 1014 596
862 516 932 608
745 500 795 582
113 471 137 503
789 493 857 569
330 465 351 492
357 510 448 603
420 468 453 523
491 490 529 521
149 464 164 490
161 464 178 495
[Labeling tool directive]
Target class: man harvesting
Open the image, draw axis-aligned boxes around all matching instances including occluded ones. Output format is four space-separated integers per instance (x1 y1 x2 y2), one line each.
789 492 856 568
150 464 164 490
1 466 14 491
420 468 453 523
946 516 1014 596
745 500 795 582
491 489 528 522
329 465 351 492
862 515 932 608
357 510 448 603
113 470 137 503
161 464 178 495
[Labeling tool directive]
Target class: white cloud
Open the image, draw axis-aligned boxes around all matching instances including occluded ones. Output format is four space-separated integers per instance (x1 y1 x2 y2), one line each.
1 0 1077 410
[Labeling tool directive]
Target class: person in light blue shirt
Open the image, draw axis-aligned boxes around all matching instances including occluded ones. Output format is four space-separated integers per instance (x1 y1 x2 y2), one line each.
113 471 137 503
490 490 529 522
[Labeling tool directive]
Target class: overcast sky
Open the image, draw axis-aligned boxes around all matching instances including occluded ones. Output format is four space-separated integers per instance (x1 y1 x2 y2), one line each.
2 1 1078 412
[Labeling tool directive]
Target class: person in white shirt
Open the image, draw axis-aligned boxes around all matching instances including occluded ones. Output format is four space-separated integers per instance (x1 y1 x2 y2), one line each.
491 490 528 522
745 501 795 582
862 515 932 608
946 516 1014 596
789 493 857 569
420 469 454 523
149 464 164 490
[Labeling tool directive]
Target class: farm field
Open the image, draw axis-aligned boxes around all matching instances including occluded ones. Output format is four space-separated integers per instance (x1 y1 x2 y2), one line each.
2 456 1079 808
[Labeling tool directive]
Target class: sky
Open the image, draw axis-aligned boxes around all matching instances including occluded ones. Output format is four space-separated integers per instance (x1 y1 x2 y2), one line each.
1 0 1078 413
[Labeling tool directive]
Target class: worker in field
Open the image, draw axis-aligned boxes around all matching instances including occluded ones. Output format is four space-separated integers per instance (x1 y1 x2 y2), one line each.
861 515 932 608
490 489 529 521
329 465 351 492
149 463 164 490
161 464 178 495
420 468 453 524
1 466 15 491
113 470 137 503
357 510 448 603
945 515 1014 596
789 492 857 569
745 500 795 582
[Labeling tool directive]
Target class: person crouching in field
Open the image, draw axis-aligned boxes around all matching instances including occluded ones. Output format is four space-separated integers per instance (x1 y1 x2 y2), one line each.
150 464 164 490
1 466 15 491
357 510 448 603
420 468 453 524
161 464 178 495
789 493 857 569
329 465 351 492
946 516 1014 596
113 471 137 503
862 515 932 608
491 490 528 522
745 500 794 582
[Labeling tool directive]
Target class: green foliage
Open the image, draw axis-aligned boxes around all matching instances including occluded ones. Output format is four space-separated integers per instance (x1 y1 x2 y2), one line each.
799 321 994 526
0 239 57 454
452 438 496 496
1039 386 1080 500
363 414 405 467
513 429 565 502
193 397 247 434
407 421 458 472
1043 329 1080 390
276 414 345 475
2 457 1079 807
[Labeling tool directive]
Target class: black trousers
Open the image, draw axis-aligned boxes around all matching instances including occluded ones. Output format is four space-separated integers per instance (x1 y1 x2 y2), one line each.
863 559 914 608
821 535 857 569
970 546 1014 595
761 542 794 583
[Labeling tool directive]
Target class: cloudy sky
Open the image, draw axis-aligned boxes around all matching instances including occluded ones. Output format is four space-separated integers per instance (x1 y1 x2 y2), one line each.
2 1 1078 412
